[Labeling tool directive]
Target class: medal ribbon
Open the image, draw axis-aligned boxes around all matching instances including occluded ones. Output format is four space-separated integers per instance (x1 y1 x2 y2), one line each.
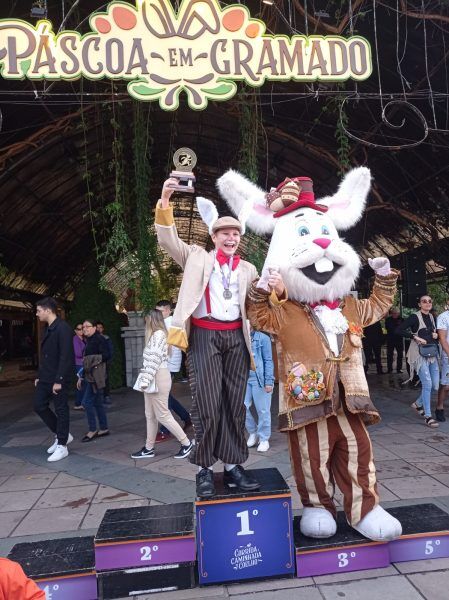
219 255 233 295
204 254 236 315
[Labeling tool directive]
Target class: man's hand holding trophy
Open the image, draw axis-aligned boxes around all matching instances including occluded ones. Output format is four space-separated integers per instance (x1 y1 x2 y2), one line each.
161 147 197 208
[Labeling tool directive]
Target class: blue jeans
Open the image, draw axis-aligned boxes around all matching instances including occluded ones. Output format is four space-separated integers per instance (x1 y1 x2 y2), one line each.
74 365 84 406
82 382 108 431
416 360 440 417
244 375 272 441
160 393 190 434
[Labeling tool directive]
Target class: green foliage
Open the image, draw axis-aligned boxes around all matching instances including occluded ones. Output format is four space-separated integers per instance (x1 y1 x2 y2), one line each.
99 102 133 287
244 232 268 274
428 281 449 314
237 86 260 182
335 105 351 176
132 102 158 312
323 85 351 176
68 266 124 389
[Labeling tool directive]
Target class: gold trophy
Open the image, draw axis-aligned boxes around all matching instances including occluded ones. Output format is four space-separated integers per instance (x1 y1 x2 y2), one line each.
169 147 197 193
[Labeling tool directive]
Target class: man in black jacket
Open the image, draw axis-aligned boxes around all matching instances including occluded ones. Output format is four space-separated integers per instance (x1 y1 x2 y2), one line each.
34 297 74 462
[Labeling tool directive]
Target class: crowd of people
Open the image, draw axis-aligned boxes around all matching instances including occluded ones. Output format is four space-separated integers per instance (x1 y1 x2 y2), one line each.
362 295 449 427
32 289 448 473
32 293 276 470
31 191 448 493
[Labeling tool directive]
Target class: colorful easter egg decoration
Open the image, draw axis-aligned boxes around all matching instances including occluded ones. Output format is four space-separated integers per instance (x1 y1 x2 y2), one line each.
95 17 111 34
245 23 260 38
222 8 245 32
112 6 137 30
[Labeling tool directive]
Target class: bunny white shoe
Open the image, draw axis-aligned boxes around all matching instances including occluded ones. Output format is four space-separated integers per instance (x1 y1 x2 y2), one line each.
300 507 337 538
352 505 402 541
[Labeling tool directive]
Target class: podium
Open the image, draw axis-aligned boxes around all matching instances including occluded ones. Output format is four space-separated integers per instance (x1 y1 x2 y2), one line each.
196 468 295 585
8 536 96 600
95 502 196 599
295 512 390 578
388 504 449 563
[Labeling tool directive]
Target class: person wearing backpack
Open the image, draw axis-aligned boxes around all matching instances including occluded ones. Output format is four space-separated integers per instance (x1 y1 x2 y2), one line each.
396 294 440 428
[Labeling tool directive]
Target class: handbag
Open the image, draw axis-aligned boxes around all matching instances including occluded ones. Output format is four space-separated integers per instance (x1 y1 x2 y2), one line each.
133 371 158 393
418 344 439 359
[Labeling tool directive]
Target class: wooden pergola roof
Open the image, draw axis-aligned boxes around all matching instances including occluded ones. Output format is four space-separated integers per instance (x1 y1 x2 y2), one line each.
1 1 449 301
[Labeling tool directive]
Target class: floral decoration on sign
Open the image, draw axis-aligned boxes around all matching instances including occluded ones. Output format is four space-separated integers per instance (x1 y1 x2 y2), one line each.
286 362 325 404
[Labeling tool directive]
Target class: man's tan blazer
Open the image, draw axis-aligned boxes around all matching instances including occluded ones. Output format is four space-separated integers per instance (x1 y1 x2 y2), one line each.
155 201 257 365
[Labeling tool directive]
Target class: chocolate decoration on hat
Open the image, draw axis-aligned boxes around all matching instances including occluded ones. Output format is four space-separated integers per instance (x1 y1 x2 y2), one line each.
266 176 328 218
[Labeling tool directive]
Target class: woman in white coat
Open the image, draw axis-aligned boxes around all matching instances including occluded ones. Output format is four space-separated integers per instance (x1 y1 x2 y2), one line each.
132 310 193 459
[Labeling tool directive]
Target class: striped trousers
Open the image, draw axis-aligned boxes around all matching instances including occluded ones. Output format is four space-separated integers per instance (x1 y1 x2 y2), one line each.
187 326 250 467
288 404 379 526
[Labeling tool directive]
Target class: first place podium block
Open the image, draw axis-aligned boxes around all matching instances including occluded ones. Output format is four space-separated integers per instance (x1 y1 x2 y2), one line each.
95 502 196 599
8 536 96 600
388 503 449 563
295 512 390 578
196 468 295 585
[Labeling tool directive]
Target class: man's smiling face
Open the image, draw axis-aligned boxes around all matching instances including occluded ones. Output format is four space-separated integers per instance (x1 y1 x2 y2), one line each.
211 227 241 256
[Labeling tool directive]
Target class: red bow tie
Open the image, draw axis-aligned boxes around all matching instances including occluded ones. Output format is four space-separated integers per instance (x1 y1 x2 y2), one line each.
310 300 341 310
216 249 240 270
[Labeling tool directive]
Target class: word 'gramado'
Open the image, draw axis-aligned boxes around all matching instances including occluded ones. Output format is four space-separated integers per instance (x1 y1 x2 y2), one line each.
1 32 369 81
0 1 372 110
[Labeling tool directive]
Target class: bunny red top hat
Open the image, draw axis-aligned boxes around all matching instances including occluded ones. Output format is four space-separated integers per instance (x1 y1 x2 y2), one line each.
266 177 328 218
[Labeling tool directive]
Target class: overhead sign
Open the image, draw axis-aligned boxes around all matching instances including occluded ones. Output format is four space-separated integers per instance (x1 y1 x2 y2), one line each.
0 0 372 110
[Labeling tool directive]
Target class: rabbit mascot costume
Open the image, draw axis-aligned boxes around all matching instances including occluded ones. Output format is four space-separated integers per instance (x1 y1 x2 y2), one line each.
216 167 402 541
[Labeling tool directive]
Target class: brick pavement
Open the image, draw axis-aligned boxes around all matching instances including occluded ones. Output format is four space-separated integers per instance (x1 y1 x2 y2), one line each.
0 371 448 599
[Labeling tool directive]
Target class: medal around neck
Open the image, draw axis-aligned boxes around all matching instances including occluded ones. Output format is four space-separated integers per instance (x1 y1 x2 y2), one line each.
169 147 197 193
223 289 232 299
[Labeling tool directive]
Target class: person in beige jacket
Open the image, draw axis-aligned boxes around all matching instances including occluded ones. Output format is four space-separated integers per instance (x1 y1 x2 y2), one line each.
155 177 259 499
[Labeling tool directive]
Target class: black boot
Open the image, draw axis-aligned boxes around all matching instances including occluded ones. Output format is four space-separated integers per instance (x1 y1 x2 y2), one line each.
223 465 260 492
196 468 216 498
435 409 446 422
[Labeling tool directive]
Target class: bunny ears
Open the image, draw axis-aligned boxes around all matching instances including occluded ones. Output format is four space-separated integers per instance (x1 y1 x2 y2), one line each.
196 196 251 235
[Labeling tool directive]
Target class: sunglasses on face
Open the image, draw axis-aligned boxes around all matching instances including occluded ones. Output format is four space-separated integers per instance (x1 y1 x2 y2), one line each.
421 299 432 303
75 327 82 331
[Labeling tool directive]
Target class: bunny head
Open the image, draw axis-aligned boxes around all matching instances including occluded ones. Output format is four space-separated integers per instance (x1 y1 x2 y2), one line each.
217 167 372 303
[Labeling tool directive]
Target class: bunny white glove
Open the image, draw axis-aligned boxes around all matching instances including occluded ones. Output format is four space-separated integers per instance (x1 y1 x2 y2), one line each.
368 257 391 276
257 264 280 292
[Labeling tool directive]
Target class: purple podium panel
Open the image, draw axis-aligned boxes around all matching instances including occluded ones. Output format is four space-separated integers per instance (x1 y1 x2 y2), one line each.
95 535 196 571
196 469 295 585
95 502 195 572
297 542 390 578
389 534 449 563
8 536 96 599
387 504 449 563
36 574 97 600
294 512 390 578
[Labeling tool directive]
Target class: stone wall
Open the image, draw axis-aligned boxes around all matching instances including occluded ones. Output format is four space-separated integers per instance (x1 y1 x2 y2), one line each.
121 311 145 387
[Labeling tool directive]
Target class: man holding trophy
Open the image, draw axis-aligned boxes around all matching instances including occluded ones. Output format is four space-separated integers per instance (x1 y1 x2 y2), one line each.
154 149 260 499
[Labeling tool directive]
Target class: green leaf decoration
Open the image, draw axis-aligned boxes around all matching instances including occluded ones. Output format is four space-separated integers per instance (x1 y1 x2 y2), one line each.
201 82 235 96
131 84 163 97
20 59 32 76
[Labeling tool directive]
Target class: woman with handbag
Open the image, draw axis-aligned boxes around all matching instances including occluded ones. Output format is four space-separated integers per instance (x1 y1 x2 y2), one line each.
77 319 110 441
396 295 440 428
131 309 193 459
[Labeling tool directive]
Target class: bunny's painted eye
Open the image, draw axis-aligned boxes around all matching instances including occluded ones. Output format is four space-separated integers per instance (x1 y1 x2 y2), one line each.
298 226 310 236
321 225 330 235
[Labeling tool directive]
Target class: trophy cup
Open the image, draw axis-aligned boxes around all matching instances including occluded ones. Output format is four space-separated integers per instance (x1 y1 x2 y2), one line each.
169 147 197 194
